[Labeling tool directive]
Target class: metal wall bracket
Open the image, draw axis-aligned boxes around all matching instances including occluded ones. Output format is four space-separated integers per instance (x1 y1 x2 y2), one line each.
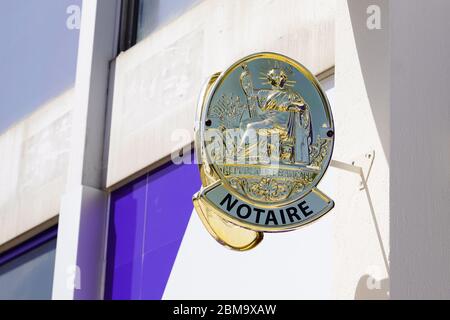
330 150 389 276
330 150 375 190
352 151 375 190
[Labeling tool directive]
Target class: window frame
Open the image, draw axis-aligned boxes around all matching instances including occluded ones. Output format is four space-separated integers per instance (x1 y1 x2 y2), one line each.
0 226 58 267
118 0 140 52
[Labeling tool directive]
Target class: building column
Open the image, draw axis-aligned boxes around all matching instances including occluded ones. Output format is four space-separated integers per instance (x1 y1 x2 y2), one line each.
390 0 450 299
336 0 450 299
52 0 120 300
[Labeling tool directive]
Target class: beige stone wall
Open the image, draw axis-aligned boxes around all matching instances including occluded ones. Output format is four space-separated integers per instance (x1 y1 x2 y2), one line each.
106 0 336 188
0 89 73 250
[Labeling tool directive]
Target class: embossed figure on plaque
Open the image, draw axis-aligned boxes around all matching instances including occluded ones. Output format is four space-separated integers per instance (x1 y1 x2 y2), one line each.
239 63 312 165
204 58 331 205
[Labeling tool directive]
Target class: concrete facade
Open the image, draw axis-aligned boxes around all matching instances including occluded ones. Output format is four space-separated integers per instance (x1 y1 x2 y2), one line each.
106 0 335 188
390 0 450 299
0 89 73 252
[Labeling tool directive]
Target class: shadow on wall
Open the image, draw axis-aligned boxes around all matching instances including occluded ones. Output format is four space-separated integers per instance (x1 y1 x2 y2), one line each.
346 0 390 300
348 0 390 163
354 275 389 300
347 0 390 300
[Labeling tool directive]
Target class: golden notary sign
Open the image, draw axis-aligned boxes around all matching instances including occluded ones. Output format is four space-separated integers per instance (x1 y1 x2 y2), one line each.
193 52 334 250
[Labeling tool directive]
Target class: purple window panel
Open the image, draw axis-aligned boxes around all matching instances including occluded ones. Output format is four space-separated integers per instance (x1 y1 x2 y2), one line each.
105 155 201 300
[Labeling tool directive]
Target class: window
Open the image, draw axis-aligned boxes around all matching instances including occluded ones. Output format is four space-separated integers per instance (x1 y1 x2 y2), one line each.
118 0 202 51
0 226 57 300
104 153 200 300
137 0 202 41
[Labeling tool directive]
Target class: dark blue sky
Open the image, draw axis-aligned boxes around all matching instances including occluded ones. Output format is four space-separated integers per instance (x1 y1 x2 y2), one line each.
0 0 81 133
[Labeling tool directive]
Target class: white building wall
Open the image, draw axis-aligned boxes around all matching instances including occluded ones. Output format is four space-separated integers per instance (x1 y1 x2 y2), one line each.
333 0 390 299
164 79 336 299
390 0 450 299
164 0 393 299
